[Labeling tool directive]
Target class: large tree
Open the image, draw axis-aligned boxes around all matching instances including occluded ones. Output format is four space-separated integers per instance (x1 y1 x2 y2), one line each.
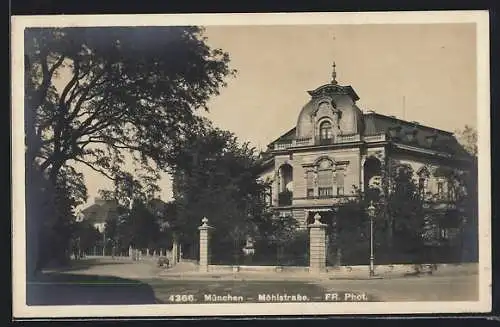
25 26 234 186
25 26 235 270
171 123 268 260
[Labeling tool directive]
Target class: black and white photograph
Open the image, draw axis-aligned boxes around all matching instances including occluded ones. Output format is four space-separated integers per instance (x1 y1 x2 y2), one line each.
11 11 491 318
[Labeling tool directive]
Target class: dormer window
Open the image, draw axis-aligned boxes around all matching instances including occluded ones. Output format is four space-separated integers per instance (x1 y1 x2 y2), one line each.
405 128 418 143
425 134 438 147
319 120 333 142
388 125 402 139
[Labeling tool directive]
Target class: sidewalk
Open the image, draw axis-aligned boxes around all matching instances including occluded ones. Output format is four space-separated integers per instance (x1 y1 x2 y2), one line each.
157 263 478 281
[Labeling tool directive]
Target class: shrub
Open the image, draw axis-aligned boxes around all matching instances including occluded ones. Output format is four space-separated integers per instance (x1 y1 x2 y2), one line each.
157 257 169 268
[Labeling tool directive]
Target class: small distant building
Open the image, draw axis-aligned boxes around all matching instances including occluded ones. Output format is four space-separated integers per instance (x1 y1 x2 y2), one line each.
80 198 118 233
79 197 173 233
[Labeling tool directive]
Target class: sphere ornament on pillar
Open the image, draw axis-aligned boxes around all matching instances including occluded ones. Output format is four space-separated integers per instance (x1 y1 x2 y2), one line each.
308 212 327 228
314 213 322 225
199 217 214 230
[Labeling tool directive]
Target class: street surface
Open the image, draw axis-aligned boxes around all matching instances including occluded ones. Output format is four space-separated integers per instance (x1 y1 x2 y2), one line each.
27 257 478 305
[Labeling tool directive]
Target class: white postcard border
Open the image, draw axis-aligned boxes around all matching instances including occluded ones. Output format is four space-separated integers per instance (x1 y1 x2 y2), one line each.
11 11 491 318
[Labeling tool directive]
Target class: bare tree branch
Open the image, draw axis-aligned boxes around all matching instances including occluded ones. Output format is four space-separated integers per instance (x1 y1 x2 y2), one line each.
73 157 116 181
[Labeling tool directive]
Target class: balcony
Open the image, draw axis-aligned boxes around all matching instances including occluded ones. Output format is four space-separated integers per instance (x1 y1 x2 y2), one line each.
273 134 362 150
273 138 313 150
315 134 361 145
278 190 293 206
294 194 357 207
364 134 386 143
318 187 333 198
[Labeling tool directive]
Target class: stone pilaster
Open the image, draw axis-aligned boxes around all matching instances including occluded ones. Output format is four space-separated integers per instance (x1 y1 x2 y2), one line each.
198 217 214 272
308 213 327 273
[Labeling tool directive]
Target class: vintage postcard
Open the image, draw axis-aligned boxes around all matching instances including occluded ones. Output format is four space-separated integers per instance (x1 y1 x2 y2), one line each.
12 11 491 318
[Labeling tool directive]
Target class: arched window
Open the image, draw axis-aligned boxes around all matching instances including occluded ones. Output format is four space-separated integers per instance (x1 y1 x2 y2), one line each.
319 120 333 142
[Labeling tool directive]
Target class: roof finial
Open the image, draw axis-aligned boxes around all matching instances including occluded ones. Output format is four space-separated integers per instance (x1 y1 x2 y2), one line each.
331 61 337 85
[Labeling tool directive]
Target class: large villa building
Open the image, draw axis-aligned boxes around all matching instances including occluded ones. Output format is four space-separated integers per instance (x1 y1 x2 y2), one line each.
258 64 474 237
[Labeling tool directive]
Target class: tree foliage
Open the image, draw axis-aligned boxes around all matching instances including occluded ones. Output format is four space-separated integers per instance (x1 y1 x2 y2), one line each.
25 26 235 269
25 26 235 186
455 125 478 156
171 123 269 250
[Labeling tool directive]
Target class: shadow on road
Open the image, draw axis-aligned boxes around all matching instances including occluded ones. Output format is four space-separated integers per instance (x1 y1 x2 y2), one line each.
27 272 159 305
42 258 133 273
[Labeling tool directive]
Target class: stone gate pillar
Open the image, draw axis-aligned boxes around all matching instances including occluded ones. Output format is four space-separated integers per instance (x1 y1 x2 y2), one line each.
198 217 213 272
308 213 327 274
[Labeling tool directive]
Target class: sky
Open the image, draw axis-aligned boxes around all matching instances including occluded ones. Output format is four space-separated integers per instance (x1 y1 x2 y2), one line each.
75 23 478 208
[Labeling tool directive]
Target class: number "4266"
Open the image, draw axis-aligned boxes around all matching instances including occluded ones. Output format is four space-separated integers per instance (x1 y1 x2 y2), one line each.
168 294 195 302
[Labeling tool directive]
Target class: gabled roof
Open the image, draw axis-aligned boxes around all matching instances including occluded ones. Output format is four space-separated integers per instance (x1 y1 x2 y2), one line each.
267 127 296 148
81 199 118 224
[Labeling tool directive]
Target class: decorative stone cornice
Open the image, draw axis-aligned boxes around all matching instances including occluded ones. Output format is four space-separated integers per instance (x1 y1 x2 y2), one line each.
307 84 360 101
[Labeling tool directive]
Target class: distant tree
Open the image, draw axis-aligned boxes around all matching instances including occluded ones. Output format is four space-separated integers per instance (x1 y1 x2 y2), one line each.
259 213 300 266
73 221 101 255
455 125 478 156
119 200 162 250
387 163 428 261
171 123 268 259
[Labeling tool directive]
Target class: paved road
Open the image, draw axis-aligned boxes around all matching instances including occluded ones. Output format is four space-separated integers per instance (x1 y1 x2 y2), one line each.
318 274 478 301
29 258 478 304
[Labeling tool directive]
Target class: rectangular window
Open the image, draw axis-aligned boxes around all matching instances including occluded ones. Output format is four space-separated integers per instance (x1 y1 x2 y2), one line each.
449 186 455 201
418 178 426 197
437 181 444 198
336 170 345 195
306 171 314 187
306 171 314 198
307 188 314 198
318 170 333 188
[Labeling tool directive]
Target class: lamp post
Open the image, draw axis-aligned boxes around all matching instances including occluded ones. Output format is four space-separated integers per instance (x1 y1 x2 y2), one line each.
366 200 376 277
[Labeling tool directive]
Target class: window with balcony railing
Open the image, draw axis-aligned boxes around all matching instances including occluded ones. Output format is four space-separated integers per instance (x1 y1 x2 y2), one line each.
318 187 333 198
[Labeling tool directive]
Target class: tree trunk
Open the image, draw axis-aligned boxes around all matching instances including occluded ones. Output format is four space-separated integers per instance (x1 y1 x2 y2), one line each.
277 244 283 266
336 247 342 266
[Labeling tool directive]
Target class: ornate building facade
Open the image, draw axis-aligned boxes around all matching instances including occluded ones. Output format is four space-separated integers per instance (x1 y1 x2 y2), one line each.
258 64 474 236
